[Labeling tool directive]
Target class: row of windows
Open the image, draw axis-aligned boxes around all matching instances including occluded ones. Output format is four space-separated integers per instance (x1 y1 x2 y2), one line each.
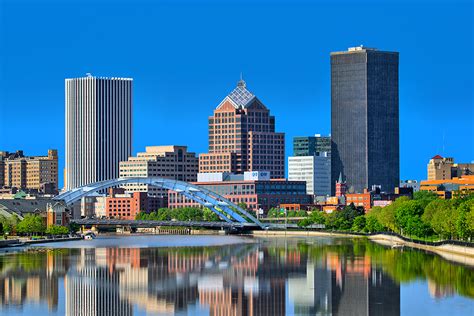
347 196 369 201
109 213 132 217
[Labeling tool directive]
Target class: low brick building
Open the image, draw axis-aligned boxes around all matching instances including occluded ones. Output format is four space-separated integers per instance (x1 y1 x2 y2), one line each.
105 188 149 220
346 190 372 211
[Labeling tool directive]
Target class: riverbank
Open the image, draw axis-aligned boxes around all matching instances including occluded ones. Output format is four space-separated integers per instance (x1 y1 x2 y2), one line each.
0 239 22 248
0 236 83 248
24 236 82 244
252 230 474 266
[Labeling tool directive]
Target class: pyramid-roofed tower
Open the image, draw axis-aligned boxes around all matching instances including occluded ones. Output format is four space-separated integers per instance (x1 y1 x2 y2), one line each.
200 78 285 179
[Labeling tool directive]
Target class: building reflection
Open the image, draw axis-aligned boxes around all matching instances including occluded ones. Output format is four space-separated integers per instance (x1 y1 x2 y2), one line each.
0 240 403 315
0 250 66 312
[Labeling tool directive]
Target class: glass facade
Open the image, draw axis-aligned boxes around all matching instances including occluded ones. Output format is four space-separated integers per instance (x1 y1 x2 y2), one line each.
331 48 399 194
293 136 331 156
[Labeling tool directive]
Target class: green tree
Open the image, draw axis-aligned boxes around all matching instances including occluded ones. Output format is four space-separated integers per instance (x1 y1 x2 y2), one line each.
155 208 172 221
351 215 366 232
466 209 474 239
309 211 326 225
395 200 432 237
176 207 204 221
456 205 469 240
330 204 364 230
135 212 147 220
0 214 18 234
429 200 459 239
413 191 438 207
422 199 446 224
267 208 279 218
68 222 80 233
203 208 220 222
237 202 248 210
364 212 385 232
297 218 314 227
378 197 410 232
46 225 69 235
296 210 307 217
454 199 474 240
324 211 339 229
16 215 46 235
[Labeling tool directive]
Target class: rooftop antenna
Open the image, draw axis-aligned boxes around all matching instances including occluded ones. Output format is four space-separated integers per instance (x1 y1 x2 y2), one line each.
237 72 246 88
442 130 445 156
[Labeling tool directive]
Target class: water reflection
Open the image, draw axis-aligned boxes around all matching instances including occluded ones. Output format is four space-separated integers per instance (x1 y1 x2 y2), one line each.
0 236 472 315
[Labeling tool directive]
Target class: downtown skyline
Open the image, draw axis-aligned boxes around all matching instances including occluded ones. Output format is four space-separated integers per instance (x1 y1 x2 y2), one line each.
0 0 473 187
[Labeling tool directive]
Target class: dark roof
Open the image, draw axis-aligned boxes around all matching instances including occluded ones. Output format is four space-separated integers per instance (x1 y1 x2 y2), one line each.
0 198 51 215
432 155 443 159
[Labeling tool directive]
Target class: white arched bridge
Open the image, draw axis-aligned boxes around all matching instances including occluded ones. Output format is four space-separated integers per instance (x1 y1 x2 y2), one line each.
53 177 265 229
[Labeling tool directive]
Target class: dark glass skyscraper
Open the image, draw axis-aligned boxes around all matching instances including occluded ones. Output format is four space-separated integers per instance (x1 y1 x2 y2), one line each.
331 46 399 193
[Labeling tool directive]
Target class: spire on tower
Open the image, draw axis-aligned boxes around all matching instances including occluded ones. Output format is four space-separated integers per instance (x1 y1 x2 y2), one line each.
237 73 246 88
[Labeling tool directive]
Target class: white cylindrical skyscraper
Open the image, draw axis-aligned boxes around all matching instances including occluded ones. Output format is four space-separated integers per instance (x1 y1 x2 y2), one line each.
65 75 132 190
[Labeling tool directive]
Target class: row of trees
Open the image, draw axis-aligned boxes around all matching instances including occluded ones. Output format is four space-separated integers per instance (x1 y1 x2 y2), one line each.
299 192 474 241
266 208 307 218
136 207 221 222
1 214 70 236
298 204 366 230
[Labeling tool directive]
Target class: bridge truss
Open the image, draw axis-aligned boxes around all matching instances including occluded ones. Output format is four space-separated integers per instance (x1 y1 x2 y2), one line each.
54 177 265 228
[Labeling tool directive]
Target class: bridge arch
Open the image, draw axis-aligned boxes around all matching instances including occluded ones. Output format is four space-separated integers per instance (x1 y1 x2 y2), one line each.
54 177 264 228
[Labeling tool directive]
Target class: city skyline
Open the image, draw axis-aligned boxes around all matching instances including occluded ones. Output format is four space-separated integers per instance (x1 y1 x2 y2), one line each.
1 0 473 188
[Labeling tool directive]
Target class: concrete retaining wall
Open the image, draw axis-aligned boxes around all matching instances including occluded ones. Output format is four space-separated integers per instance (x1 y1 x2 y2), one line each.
24 237 82 244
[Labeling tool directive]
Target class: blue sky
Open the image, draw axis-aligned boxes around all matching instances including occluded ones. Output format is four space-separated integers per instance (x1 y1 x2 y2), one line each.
0 0 473 187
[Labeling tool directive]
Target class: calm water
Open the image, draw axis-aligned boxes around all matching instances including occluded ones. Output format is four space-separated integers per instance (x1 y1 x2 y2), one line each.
0 235 473 316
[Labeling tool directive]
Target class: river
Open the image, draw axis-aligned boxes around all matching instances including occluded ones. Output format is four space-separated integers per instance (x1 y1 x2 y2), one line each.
0 235 472 315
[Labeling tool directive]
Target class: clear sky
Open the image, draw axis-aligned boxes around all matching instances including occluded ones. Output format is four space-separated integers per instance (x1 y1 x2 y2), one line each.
0 0 473 188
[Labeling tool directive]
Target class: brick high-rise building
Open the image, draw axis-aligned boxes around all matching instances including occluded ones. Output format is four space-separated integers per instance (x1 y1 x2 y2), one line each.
199 79 285 179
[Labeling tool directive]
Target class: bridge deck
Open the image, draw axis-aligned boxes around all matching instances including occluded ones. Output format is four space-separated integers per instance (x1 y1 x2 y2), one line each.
71 219 260 229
